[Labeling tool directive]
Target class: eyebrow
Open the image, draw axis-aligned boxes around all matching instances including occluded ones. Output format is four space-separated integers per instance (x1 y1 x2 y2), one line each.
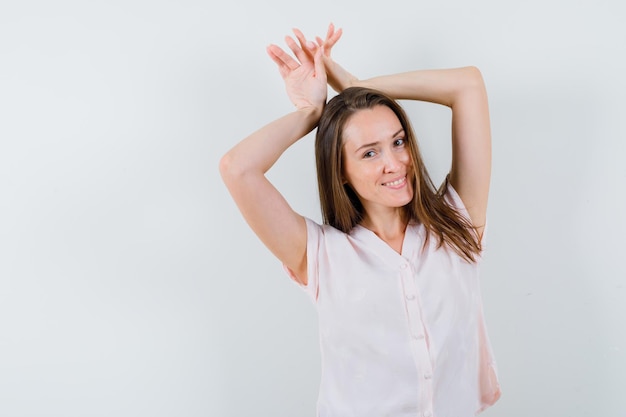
354 128 405 153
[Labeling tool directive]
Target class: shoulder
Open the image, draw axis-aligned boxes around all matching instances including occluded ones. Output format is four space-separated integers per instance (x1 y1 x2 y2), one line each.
304 217 354 244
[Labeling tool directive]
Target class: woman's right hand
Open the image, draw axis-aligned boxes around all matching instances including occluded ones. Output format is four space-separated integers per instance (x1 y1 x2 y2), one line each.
294 23 358 93
266 36 327 112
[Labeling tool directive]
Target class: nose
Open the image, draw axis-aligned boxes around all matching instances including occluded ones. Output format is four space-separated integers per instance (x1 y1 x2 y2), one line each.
382 152 402 173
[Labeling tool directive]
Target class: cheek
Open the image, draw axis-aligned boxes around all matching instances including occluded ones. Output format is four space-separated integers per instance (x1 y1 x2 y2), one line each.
344 158 371 181
400 150 413 168
403 154 417 184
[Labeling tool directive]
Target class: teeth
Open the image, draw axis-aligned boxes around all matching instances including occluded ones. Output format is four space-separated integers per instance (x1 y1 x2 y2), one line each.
384 177 405 186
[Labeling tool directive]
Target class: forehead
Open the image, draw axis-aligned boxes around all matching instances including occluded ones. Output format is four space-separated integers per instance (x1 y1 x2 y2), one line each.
342 105 403 148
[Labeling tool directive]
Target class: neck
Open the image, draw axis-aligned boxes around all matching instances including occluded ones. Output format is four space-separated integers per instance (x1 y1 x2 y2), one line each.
360 208 408 249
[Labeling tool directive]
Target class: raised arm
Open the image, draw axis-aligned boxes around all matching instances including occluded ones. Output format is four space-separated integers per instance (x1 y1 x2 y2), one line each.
363 67 492 234
218 38 327 285
299 25 491 234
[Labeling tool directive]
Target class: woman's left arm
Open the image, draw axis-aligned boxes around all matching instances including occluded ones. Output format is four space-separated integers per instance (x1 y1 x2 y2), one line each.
299 25 491 232
360 67 492 234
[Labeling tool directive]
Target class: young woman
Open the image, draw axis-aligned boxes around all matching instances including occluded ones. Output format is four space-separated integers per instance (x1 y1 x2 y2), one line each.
220 24 501 417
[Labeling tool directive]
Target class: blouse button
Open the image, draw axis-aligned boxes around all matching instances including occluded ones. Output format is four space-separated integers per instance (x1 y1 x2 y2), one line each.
424 373 432 380
406 294 415 301
400 262 408 269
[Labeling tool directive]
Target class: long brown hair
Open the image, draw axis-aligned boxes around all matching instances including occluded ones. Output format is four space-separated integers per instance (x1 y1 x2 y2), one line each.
315 87 481 263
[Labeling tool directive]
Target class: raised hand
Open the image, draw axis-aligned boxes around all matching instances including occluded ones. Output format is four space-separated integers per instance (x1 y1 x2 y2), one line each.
266 34 327 111
293 23 357 93
314 23 342 60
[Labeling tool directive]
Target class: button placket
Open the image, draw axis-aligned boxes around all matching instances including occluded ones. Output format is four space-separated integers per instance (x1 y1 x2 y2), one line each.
399 260 434 415
400 266 427 344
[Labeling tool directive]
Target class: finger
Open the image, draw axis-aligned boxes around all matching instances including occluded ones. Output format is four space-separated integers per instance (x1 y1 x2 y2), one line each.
313 46 327 84
285 35 310 65
267 44 298 69
292 28 316 56
326 27 342 48
266 46 289 78
266 44 298 76
325 23 334 41
315 36 324 47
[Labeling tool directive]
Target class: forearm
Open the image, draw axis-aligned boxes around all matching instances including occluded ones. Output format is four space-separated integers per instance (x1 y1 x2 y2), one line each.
220 106 321 180
356 66 486 108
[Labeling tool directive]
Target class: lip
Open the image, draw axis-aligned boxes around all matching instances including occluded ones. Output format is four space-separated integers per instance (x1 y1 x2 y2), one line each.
382 176 407 189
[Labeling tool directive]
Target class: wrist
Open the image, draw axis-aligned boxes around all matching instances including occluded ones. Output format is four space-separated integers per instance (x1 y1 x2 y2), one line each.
295 104 324 128
298 102 323 115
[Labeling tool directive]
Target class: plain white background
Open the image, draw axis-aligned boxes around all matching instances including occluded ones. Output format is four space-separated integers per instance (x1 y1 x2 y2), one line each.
1 0 625 416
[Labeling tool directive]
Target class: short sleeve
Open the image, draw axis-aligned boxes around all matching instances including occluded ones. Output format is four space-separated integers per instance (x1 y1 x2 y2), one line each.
282 217 322 302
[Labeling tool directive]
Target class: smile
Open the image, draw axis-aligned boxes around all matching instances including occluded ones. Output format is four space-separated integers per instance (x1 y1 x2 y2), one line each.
382 176 406 187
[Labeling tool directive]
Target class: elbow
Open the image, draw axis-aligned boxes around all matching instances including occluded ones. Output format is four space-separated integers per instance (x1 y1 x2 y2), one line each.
462 66 486 90
465 65 482 77
219 150 259 187
219 151 240 185
448 66 487 107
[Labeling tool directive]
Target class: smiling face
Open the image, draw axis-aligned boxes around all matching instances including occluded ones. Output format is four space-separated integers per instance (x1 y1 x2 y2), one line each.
341 105 414 218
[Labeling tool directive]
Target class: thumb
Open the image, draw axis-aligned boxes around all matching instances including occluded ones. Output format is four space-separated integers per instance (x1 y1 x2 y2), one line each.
313 47 327 81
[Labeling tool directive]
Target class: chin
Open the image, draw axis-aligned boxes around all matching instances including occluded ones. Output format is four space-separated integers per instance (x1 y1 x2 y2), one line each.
391 195 413 208
400 191 414 206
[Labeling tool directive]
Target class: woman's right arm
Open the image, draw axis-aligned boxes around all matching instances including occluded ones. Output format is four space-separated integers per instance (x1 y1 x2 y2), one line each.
218 40 327 285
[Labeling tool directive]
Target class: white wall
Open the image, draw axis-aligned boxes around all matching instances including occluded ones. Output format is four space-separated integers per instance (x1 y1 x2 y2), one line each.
1 1 624 416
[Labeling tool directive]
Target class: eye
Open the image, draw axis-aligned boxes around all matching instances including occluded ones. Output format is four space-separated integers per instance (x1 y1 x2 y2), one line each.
394 138 406 147
363 150 376 159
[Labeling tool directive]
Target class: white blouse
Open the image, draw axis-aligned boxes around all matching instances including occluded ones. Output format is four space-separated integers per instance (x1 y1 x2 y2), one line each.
286 185 501 417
